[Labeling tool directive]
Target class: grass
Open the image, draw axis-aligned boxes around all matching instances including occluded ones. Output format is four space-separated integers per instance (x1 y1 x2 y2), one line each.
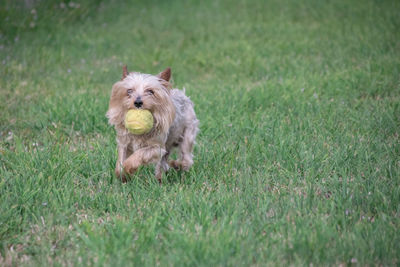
0 0 399 265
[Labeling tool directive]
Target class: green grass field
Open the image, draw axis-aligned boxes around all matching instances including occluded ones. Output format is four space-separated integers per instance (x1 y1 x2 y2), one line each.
1 0 399 265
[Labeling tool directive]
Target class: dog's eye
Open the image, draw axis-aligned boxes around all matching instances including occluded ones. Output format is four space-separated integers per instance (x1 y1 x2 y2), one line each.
127 89 133 95
147 89 154 95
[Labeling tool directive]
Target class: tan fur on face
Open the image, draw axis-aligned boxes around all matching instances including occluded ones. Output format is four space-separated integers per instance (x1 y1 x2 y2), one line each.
106 67 199 183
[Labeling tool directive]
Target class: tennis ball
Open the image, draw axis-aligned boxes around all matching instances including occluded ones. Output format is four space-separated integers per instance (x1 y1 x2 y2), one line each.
124 109 154 135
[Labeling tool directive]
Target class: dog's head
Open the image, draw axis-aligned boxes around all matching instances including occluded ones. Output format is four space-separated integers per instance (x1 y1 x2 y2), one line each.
106 66 175 134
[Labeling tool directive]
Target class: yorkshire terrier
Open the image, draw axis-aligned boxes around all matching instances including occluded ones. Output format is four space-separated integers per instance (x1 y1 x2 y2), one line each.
106 66 199 183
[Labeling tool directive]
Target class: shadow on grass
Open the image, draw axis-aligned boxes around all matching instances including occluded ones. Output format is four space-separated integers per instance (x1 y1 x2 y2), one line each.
117 165 196 187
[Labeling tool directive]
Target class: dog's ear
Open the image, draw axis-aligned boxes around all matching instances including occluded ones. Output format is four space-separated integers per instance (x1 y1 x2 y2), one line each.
122 65 128 80
158 67 171 82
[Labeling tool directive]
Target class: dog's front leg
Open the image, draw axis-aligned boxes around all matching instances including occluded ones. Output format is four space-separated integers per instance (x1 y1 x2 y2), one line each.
123 146 165 183
115 144 128 182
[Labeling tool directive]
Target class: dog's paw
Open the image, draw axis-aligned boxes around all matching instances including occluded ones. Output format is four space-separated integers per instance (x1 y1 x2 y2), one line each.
118 174 129 183
168 160 180 170
168 160 192 171
123 159 139 174
115 168 128 183
181 159 193 171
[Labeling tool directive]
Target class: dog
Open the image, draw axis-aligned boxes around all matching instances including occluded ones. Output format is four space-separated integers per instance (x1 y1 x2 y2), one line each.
106 66 199 183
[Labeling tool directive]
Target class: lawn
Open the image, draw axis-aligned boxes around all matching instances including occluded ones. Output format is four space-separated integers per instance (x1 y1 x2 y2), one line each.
0 0 399 265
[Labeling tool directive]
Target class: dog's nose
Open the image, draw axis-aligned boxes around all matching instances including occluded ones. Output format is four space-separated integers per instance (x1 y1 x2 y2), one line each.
134 97 143 108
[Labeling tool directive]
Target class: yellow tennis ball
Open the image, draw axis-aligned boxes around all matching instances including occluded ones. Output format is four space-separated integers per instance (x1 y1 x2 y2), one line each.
124 109 154 135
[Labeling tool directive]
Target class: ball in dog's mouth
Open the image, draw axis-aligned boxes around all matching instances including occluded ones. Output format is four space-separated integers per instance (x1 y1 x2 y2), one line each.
124 109 154 135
